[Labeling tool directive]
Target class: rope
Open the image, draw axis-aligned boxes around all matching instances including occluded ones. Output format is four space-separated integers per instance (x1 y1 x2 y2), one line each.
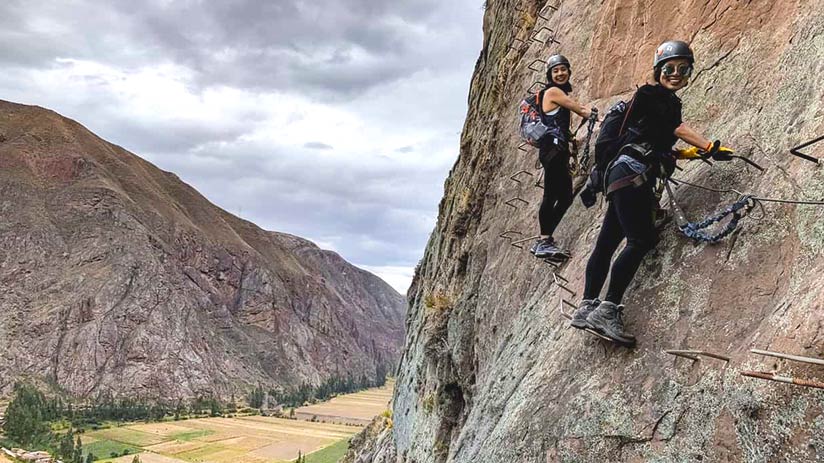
679 196 755 243
664 181 755 243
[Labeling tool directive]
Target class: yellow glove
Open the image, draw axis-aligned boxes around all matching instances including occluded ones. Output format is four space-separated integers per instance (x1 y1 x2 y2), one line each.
675 146 701 159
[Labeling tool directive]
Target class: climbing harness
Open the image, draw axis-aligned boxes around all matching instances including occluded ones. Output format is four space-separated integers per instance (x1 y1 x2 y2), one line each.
664 181 756 243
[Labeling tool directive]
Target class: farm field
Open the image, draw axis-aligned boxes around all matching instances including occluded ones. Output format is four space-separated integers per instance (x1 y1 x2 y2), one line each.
294 381 393 425
87 417 357 463
84 382 394 463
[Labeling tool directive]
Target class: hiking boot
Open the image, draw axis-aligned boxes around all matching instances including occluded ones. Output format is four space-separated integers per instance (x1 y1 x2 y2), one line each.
585 301 637 347
534 238 566 259
570 298 600 329
529 238 545 255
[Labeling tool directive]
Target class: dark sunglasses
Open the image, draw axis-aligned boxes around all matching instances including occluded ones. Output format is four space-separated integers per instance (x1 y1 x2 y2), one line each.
661 63 693 77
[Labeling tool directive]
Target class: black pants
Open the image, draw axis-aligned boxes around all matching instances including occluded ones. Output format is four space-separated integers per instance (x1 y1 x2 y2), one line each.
583 165 659 304
538 145 573 237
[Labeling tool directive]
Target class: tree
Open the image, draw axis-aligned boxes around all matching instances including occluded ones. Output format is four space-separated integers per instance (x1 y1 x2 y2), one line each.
85 453 95 463
73 436 84 463
132 455 141 463
59 427 76 460
3 383 50 446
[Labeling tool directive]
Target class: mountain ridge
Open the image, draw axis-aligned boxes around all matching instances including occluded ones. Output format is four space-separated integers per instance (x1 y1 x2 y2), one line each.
0 99 406 400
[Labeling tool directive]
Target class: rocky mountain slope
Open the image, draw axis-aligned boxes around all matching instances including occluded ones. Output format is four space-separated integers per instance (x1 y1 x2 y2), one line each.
0 100 405 399
351 0 824 461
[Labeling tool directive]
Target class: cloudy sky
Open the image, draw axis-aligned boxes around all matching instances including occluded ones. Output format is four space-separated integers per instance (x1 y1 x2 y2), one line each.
0 1 484 294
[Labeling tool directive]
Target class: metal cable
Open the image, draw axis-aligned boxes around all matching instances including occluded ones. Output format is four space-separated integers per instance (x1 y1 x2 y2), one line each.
670 177 824 206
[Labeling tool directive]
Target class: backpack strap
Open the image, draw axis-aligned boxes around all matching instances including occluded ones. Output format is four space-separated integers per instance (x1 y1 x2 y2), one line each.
618 94 636 136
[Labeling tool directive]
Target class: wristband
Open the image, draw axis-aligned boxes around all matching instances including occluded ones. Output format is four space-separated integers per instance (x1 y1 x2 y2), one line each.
705 141 713 152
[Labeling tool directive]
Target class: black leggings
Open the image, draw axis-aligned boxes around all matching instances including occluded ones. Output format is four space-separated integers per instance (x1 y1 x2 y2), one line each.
583 166 659 304
538 145 573 237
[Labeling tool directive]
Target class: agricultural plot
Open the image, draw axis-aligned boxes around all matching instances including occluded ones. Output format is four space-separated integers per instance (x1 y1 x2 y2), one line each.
87 383 392 462
295 381 393 425
88 416 359 463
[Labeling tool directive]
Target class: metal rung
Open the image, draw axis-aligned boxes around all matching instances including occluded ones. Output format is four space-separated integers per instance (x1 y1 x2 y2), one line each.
527 81 548 94
553 273 575 296
509 170 535 184
741 371 824 390
543 259 559 268
789 135 823 164
499 230 523 242
553 273 569 283
529 27 557 44
751 349 824 366
509 37 527 51
542 3 559 12
527 59 547 73
510 234 541 249
665 350 730 362
561 299 576 310
504 197 529 209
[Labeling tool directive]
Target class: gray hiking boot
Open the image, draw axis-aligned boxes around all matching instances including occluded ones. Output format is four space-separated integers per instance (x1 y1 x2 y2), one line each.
529 238 545 255
534 238 567 260
585 301 637 347
570 298 600 329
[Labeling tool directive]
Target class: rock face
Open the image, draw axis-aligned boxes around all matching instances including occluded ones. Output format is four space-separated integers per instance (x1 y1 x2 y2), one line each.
0 100 406 399
358 0 824 462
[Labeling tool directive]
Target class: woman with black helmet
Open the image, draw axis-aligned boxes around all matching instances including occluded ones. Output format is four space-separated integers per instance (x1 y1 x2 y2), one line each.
529 54 597 260
569 40 733 346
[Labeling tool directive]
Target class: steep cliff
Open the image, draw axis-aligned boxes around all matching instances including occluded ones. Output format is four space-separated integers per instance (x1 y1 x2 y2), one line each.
354 0 824 461
0 100 405 399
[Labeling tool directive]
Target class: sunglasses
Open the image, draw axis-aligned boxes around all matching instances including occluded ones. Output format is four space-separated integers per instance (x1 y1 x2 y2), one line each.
661 63 693 77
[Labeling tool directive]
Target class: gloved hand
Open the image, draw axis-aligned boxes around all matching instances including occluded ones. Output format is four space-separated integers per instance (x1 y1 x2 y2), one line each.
580 183 597 208
701 140 734 161
675 146 701 159
589 107 599 121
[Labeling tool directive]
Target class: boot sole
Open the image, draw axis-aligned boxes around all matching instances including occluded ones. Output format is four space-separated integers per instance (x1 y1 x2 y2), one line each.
586 317 637 347
570 319 590 330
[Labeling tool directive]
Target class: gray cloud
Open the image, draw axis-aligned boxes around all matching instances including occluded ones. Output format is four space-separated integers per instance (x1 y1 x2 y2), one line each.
304 142 334 150
0 0 484 291
0 0 479 99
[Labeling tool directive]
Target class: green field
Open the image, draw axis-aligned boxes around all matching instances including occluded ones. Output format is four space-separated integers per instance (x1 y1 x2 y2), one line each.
84 439 139 461
304 439 350 463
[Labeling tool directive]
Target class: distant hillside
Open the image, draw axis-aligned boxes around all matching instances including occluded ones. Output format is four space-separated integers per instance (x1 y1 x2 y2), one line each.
0 100 406 399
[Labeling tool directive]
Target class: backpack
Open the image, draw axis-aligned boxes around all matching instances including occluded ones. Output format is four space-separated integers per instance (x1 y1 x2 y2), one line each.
518 89 565 147
588 97 644 191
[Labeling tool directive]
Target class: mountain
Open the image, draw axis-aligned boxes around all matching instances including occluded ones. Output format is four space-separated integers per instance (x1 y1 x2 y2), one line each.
0 100 406 399
348 0 824 461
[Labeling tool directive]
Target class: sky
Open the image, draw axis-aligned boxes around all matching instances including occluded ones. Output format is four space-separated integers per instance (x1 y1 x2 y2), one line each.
0 0 485 294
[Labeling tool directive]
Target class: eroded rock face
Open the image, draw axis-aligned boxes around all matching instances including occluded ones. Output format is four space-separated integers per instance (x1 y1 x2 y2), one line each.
0 100 406 399
358 0 824 461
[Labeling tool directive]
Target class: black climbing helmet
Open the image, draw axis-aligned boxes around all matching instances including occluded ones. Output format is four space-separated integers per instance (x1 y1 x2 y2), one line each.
653 40 694 68
545 54 571 80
